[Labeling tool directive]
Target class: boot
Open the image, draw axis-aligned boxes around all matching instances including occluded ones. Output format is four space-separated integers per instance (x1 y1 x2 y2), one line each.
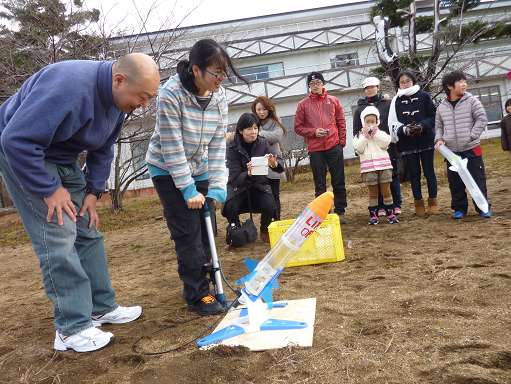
414 200 425 216
385 205 399 224
368 206 379 225
427 197 439 214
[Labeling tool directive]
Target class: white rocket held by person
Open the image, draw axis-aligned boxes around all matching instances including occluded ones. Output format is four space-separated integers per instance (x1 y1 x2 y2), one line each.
438 144 489 214
197 192 334 347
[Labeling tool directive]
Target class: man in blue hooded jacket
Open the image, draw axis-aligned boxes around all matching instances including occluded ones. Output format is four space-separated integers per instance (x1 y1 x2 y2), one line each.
0 53 160 352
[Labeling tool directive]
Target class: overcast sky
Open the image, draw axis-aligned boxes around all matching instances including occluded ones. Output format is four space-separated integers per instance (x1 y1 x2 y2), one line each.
85 0 368 34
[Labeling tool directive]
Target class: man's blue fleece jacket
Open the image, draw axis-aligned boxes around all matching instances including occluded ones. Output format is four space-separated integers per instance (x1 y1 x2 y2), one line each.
0 60 125 197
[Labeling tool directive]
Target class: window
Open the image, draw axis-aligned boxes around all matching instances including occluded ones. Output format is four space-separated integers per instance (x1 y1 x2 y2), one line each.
225 63 284 84
131 138 150 180
469 86 503 123
280 116 306 151
330 53 358 69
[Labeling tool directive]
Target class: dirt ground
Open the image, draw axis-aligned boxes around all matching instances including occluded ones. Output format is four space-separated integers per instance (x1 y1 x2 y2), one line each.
1 173 511 384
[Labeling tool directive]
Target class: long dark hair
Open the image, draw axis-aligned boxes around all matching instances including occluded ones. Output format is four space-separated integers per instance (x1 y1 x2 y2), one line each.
235 113 259 141
176 39 248 94
251 95 287 137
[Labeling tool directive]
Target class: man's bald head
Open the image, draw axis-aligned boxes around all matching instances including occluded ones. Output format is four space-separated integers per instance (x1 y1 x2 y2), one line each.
111 53 160 113
113 53 159 85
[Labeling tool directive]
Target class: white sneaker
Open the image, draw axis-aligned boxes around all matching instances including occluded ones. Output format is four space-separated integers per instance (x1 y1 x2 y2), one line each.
54 327 114 352
91 305 142 326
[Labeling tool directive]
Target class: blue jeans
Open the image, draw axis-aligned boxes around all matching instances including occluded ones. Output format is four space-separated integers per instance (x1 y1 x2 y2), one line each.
404 149 437 200
378 175 402 209
0 146 117 336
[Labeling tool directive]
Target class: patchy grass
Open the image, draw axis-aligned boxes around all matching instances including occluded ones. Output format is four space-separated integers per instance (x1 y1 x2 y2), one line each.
96 195 163 232
0 195 163 247
0 140 507 247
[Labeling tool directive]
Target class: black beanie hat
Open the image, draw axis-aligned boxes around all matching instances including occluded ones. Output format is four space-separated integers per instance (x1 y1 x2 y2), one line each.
307 72 325 85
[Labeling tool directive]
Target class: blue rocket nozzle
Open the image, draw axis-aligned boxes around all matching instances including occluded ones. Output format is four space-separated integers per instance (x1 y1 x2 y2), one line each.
237 265 284 310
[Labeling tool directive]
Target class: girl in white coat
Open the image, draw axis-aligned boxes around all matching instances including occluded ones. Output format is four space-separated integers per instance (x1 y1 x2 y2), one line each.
353 106 398 225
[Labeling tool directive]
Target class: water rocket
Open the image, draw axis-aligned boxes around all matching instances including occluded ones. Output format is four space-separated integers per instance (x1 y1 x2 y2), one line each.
198 192 334 347
438 144 489 214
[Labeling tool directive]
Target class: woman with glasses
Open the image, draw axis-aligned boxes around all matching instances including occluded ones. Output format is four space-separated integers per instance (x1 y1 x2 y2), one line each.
388 71 438 216
145 39 248 316
251 96 287 220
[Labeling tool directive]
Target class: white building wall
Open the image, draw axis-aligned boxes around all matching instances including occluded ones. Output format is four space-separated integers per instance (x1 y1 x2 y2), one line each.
110 0 511 191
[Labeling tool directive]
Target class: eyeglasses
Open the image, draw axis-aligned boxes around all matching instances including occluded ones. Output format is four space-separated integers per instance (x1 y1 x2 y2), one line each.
399 79 413 85
204 69 229 80
309 81 323 87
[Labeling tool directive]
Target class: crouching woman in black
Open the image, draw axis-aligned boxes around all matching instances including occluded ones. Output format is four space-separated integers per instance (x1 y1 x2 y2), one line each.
222 113 285 249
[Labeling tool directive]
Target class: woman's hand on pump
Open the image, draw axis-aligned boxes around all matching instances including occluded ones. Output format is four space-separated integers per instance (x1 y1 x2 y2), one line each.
187 193 205 209
265 153 278 168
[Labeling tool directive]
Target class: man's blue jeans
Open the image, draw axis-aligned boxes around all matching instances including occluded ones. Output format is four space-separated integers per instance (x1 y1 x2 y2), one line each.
0 146 117 336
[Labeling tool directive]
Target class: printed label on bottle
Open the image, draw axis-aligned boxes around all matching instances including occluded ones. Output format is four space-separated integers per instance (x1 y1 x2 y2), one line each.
285 208 323 247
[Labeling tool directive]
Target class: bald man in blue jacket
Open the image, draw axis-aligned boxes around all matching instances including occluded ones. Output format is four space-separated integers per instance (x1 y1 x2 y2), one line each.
0 53 160 352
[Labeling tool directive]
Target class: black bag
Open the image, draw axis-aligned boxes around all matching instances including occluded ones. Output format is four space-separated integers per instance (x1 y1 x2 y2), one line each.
225 183 258 248
226 218 258 248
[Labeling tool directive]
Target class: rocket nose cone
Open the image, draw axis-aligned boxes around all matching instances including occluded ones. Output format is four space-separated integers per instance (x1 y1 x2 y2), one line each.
307 191 334 219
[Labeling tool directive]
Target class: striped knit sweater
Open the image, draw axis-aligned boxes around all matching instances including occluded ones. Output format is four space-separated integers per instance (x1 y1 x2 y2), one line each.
145 75 228 202
352 128 393 173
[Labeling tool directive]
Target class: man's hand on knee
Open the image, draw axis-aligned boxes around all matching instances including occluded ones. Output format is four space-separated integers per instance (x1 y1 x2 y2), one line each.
43 187 77 226
80 194 100 230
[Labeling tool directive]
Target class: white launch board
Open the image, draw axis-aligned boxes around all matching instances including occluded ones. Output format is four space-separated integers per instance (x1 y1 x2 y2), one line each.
201 298 316 351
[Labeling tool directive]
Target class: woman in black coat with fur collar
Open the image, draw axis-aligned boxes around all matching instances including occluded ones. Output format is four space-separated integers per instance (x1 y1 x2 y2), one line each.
221 113 284 249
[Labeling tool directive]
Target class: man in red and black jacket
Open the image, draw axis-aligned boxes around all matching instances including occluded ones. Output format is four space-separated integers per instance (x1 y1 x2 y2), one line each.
294 71 348 223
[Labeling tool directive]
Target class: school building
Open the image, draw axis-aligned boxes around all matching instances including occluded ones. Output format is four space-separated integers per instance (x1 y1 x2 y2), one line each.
109 0 511 195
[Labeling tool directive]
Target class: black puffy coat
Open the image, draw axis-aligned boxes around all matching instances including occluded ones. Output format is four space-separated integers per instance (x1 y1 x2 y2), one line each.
221 134 284 217
393 89 436 153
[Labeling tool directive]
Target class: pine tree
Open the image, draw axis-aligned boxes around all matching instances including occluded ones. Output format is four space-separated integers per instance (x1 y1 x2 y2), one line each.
0 0 104 103
370 0 511 94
